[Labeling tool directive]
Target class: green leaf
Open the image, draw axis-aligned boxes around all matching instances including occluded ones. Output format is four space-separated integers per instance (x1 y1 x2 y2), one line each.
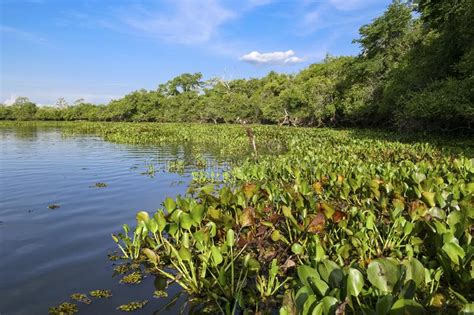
271 230 281 241
201 184 214 194
317 259 343 288
460 304 474 314
389 299 425 315
179 213 194 230
146 218 158 234
367 259 401 293
347 268 364 297
376 295 393 315
154 211 167 233
211 245 223 266
403 258 425 287
302 295 318 315
297 265 328 296
399 280 416 299
442 240 465 265
178 247 192 262
190 204 204 225
226 229 235 248
291 243 304 255
295 286 311 311
421 191 435 208
163 197 176 212
318 296 339 314
136 211 150 223
321 202 335 219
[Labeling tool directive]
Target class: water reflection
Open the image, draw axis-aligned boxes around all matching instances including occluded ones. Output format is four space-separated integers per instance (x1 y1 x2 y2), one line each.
0 126 223 315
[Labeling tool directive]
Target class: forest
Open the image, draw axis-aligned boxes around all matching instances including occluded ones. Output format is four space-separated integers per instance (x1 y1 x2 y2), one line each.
1 0 473 132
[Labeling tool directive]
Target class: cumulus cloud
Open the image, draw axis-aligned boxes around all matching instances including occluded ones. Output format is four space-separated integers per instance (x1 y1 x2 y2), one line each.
3 95 18 105
240 50 304 65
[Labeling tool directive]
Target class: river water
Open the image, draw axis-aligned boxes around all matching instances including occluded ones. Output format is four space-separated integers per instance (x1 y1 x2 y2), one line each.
0 125 218 314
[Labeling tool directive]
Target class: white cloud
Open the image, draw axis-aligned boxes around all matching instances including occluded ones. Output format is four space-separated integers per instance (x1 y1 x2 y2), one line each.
3 95 18 105
121 0 235 44
240 50 305 65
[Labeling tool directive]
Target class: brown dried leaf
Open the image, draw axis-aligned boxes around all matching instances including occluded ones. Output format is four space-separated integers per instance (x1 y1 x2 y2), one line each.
240 207 255 228
307 213 325 234
332 210 347 223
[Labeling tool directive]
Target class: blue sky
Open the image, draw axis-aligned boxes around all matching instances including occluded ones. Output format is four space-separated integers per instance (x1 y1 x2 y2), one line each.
0 0 391 105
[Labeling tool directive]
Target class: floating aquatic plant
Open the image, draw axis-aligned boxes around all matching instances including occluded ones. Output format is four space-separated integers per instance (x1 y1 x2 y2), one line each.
114 263 130 274
120 271 142 284
111 124 473 314
89 289 112 298
116 300 148 312
70 293 91 305
153 290 168 298
48 302 78 315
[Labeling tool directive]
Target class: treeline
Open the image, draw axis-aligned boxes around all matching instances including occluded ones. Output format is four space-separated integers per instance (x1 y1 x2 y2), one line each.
1 0 473 132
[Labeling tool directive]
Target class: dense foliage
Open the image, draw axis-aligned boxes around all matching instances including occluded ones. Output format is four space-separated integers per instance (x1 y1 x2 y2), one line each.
2 0 473 132
97 122 471 314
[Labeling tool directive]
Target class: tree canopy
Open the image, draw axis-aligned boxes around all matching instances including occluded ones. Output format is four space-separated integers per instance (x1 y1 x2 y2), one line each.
2 0 472 132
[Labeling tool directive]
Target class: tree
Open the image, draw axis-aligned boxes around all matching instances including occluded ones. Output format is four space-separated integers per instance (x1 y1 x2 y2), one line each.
55 97 69 109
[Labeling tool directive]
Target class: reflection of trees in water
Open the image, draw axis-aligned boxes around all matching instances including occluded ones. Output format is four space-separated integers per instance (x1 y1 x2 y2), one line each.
7 124 40 140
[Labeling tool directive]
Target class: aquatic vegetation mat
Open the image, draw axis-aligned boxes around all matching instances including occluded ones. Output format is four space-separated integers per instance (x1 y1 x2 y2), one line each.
70 293 91 305
116 300 148 312
107 124 473 314
89 289 112 298
48 302 78 315
16 122 471 314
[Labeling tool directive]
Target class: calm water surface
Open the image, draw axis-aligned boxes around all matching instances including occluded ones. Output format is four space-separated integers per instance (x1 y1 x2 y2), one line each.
0 126 220 314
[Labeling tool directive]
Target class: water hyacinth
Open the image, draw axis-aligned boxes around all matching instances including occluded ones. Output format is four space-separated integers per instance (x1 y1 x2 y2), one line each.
107 123 473 314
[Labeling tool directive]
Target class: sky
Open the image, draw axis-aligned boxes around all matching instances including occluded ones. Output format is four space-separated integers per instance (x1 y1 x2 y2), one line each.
0 0 392 105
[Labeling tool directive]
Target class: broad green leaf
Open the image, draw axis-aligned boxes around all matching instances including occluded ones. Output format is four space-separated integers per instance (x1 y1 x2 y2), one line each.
178 246 191 262
389 299 425 315
318 296 339 314
376 295 393 315
291 243 304 255
302 295 318 315
295 286 311 311
163 197 176 212
211 245 223 266
201 184 214 194
403 258 425 287
136 211 149 223
146 218 158 234
297 265 328 296
179 213 193 230
367 259 401 293
421 191 435 208
347 268 364 297
442 241 465 265
321 203 335 219
154 211 167 233
317 259 343 288
460 304 474 314
190 204 204 225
